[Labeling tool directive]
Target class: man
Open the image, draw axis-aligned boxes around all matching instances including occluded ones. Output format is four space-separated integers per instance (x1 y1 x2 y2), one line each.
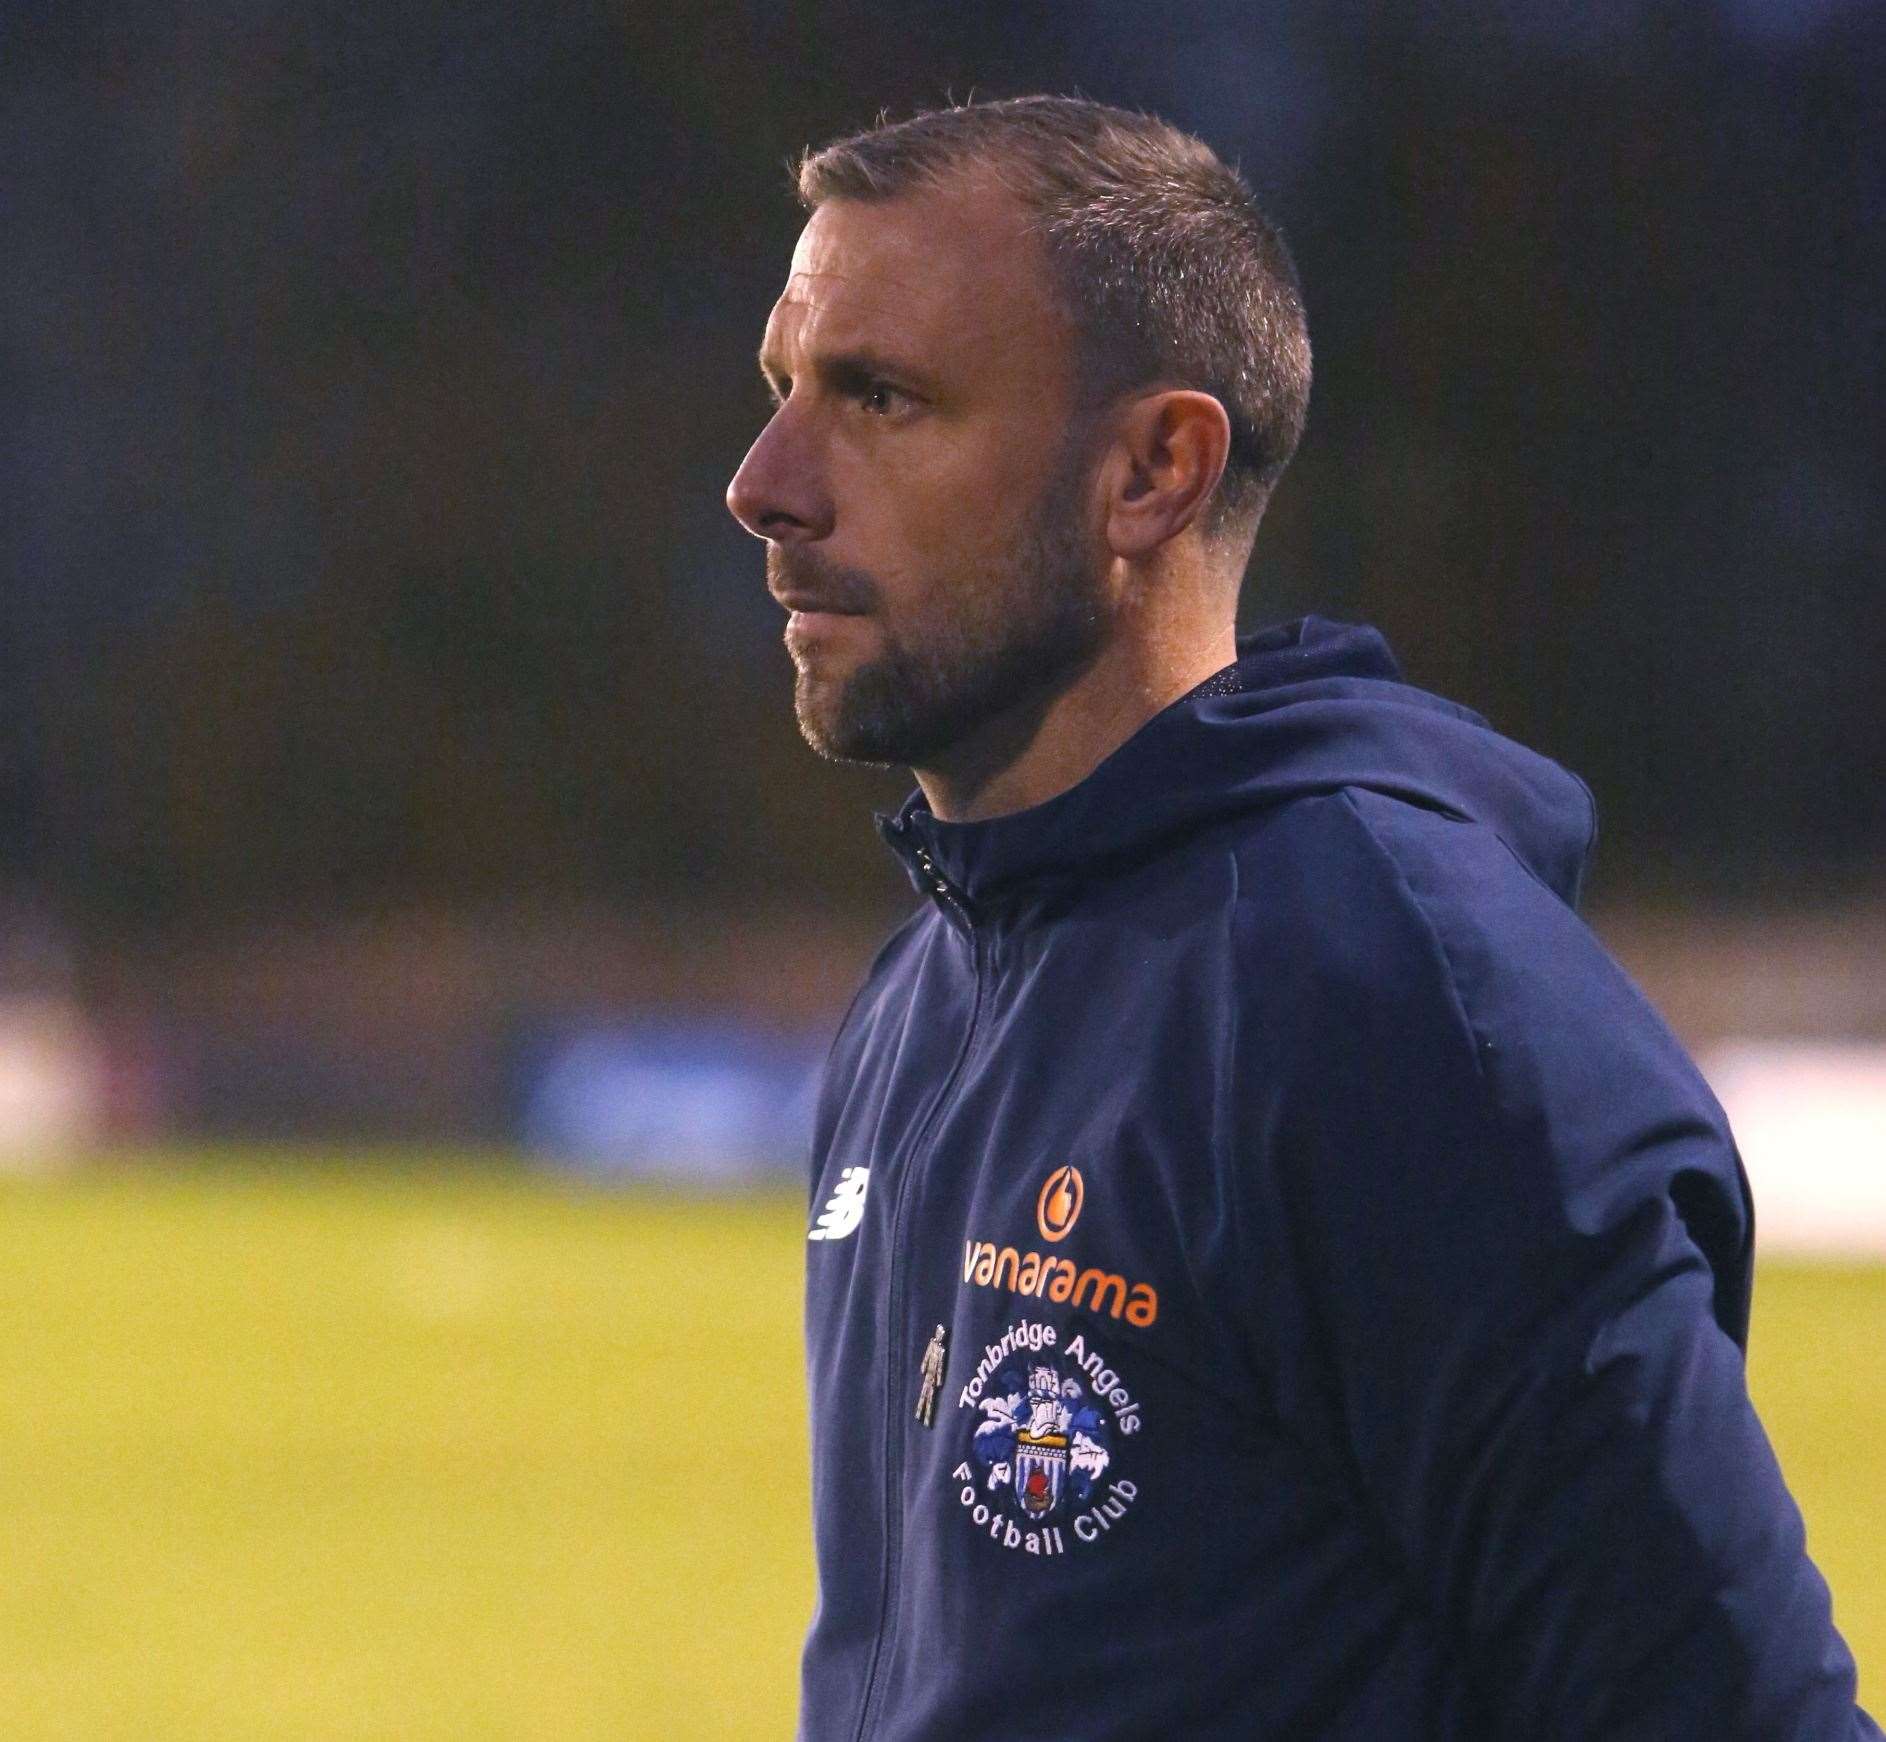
726 95 1876 1739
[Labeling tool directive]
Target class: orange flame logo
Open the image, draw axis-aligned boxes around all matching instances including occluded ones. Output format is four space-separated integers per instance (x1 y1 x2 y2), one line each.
1036 1165 1084 1243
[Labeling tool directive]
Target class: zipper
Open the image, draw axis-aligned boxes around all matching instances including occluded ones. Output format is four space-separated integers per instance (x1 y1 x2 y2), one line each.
851 866 986 1742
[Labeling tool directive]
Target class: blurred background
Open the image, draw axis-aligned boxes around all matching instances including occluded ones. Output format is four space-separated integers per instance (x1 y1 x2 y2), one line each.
1 0 1880 1735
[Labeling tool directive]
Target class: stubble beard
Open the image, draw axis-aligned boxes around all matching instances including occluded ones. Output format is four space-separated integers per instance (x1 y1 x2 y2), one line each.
777 457 1107 769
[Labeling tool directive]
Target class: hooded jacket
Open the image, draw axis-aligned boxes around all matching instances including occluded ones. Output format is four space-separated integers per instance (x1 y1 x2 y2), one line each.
798 617 1876 1741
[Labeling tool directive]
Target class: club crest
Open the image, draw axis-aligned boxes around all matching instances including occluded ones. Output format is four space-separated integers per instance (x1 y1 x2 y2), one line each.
950 1316 1142 1556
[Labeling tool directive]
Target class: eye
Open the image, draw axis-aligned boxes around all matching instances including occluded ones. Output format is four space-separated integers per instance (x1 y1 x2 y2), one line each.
859 381 904 416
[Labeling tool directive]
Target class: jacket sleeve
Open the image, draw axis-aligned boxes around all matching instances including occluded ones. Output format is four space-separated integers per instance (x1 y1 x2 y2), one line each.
1244 793 1878 1739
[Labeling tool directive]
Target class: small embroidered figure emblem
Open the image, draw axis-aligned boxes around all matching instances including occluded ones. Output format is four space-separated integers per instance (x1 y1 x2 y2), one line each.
915 1324 949 1428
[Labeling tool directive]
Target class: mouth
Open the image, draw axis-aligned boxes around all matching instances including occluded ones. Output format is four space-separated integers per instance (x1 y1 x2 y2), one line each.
771 591 866 618
776 588 869 649
785 606 868 646
782 599 875 667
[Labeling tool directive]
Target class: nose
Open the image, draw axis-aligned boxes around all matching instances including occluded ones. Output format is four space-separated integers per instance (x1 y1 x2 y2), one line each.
725 404 833 544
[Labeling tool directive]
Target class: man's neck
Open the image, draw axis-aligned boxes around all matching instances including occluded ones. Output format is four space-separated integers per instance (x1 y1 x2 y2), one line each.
913 619 1237 824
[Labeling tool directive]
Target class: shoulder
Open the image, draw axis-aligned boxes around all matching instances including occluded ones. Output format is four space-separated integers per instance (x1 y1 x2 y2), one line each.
1231 786 1594 1008
1228 789 1493 1007
1229 787 1732 1189
1226 786 1707 1100
1223 793 1489 1111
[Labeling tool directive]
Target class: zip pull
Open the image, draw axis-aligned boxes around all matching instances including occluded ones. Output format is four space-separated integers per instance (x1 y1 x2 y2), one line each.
913 847 953 900
912 847 973 924
914 1323 949 1428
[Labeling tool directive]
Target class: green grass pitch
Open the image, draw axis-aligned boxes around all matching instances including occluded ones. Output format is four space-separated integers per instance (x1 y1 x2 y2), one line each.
0 1157 1877 1738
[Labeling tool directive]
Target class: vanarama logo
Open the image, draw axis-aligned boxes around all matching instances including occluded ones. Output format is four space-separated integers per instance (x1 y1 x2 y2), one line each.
1036 1165 1083 1241
961 1239 1159 1328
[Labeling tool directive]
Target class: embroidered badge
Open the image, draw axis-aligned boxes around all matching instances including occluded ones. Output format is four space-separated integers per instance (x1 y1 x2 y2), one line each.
808 1166 869 1241
949 1316 1141 1555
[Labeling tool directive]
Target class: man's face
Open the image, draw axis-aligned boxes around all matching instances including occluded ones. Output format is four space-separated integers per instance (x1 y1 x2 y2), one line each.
726 176 1108 767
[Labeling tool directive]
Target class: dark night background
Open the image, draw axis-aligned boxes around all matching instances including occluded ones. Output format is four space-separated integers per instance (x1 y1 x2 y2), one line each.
0 0 1881 1146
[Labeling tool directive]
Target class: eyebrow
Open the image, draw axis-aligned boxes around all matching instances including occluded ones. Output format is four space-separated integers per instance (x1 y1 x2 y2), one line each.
756 344 940 399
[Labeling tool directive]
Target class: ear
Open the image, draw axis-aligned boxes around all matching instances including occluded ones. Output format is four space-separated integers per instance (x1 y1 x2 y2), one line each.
1099 389 1232 561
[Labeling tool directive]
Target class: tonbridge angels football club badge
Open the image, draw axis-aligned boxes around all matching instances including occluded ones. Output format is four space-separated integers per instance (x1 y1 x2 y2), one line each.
947 1315 1143 1556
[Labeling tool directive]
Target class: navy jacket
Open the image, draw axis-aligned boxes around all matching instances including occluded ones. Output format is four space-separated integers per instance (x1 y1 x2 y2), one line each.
799 617 1875 1740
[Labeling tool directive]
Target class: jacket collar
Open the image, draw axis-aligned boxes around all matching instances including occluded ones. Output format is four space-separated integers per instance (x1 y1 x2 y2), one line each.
874 614 1594 920
876 618 1398 911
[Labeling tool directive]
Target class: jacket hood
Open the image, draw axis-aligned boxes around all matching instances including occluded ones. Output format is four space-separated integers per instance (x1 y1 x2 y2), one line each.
878 616 1597 912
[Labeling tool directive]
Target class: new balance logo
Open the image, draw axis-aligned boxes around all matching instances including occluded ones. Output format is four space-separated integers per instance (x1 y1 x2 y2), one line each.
809 1167 870 1241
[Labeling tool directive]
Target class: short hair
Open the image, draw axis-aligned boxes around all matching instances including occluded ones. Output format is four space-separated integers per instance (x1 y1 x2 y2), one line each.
796 95 1311 543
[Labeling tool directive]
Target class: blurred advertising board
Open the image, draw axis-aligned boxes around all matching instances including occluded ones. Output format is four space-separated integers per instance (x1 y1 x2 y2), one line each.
516 1020 822 1185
